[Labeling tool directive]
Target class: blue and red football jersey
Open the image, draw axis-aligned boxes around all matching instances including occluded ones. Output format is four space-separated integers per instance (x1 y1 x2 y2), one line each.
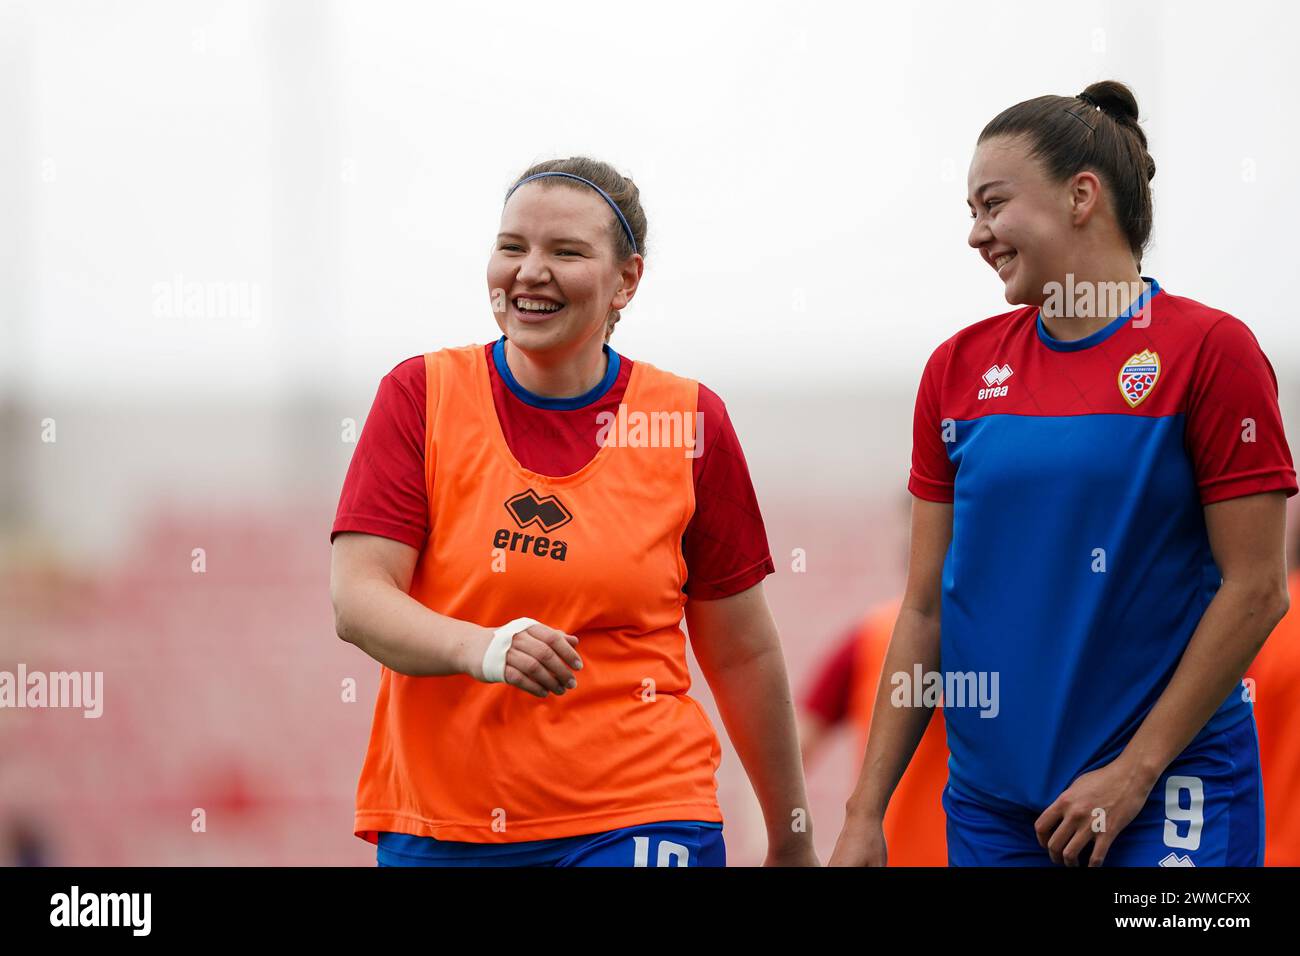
909 277 1298 812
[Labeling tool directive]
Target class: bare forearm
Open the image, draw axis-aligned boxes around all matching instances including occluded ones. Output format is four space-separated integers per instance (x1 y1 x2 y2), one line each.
1120 579 1289 785
845 607 941 821
334 576 487 677
702 644 812 846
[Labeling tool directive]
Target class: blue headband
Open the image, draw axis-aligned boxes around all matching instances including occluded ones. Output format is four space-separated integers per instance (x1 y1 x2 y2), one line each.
504 171 639 256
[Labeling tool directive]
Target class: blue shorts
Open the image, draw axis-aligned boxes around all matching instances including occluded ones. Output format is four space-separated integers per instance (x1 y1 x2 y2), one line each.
377 820 726 867
944 714 1264 867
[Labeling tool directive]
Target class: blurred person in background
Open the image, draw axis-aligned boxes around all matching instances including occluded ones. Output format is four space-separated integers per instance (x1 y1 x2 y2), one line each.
1244 515 1300 865
799 495 947 865
800 596 947 865
832 81 1295 867
330 157 816 867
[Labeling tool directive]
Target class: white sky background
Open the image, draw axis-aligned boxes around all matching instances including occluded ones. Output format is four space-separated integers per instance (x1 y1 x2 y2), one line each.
3 0 1298 400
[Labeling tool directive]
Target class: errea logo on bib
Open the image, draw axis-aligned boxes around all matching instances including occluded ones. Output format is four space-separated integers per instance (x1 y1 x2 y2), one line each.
978 364 1013 399
491 488 571 562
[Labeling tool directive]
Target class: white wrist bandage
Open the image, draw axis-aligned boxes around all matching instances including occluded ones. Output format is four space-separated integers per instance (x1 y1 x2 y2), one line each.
483 617 540 683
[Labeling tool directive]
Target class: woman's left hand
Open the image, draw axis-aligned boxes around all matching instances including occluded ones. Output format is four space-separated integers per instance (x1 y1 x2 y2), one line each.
1034 757 1156 867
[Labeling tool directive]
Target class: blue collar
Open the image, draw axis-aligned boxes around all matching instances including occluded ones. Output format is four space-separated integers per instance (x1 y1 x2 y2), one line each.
1036 276 1162 352
492 335 621 410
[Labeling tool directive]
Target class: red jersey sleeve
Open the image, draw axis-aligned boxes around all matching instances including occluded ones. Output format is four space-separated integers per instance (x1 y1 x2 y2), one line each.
682 384 777 600
331 356 429 550
1184 316 1299 505
801 627 859 725
908 340 957 502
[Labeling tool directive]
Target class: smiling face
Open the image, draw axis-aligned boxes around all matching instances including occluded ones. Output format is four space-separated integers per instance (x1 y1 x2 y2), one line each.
487 181 641 357
967 135 1077 307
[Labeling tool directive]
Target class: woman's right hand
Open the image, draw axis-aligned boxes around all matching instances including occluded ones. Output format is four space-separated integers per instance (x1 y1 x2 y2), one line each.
468 623 583 698
828 811 888 867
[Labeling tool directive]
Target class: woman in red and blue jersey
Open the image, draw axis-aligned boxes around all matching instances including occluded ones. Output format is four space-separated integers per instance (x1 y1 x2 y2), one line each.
331 157 817 867
832 81 1296 867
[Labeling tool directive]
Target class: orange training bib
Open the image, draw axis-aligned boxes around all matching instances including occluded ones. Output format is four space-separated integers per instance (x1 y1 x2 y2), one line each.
353 344 724 843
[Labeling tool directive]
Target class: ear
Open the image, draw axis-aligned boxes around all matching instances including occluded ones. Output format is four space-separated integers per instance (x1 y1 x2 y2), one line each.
1068 170 1104 227
611 253 645 310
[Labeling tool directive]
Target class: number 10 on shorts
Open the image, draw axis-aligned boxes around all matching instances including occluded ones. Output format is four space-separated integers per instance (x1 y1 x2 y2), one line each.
632 836 690 866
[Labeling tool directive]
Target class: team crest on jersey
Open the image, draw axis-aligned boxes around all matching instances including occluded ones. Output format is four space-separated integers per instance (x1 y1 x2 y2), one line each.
1118 350 1161 408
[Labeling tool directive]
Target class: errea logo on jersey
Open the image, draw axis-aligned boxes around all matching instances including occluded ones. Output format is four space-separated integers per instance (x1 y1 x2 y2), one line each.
978 364 1013 399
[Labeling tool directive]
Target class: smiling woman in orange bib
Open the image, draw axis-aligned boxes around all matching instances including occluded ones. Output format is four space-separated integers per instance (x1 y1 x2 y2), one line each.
330 157 817 867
